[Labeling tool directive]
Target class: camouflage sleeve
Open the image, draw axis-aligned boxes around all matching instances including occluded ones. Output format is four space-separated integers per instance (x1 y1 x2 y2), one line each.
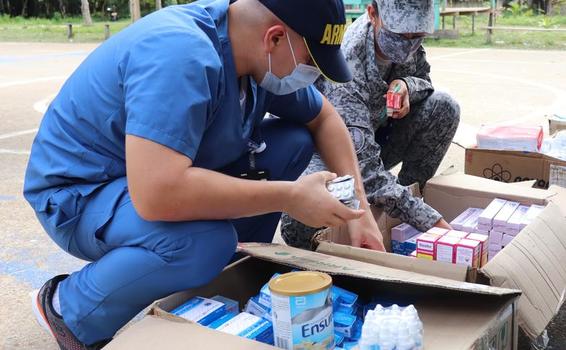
326 86 442 232
390 46 434 106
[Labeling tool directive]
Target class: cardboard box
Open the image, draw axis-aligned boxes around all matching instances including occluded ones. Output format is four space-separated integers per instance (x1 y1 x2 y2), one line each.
105 243 522 350
314 174 566 340
549 114 566 136
465 147 566 189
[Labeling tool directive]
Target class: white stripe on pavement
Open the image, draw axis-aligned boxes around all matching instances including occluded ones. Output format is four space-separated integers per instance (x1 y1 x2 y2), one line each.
0 76 66 89
0 129 38 140
0 149 31 155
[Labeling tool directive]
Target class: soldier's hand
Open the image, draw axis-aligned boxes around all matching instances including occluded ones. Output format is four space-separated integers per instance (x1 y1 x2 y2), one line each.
347 210 386 251
434 218 452 230
286 172 365 228
385 79 410 119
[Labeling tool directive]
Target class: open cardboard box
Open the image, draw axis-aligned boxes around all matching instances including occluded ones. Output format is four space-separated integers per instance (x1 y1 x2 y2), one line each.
105 243 520 350
464 148 566 189
314 173 566 341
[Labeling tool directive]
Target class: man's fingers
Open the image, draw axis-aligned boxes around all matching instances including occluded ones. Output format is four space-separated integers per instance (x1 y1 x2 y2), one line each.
363 234 386 251
319 171 338 183
324 214 346 228
350 233 362 248
334 205 365 221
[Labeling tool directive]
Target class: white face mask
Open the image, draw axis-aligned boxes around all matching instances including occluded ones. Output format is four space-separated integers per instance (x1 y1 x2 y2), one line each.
260 33 321 95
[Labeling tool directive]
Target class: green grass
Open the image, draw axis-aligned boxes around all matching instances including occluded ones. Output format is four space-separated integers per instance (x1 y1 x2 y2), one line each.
425 14 566 50
0 15 131 42
1 13 566 49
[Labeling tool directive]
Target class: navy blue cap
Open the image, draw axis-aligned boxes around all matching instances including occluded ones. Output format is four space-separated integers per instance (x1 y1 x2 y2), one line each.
258 0 352 83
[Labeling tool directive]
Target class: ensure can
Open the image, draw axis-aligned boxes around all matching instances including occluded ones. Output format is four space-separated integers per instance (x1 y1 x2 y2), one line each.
269 271 334 350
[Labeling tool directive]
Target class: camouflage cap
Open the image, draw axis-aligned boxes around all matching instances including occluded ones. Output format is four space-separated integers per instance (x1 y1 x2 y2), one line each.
376 0 434 34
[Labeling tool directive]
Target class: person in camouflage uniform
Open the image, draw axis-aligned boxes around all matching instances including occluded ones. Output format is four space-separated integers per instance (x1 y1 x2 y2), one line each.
281 0 460 249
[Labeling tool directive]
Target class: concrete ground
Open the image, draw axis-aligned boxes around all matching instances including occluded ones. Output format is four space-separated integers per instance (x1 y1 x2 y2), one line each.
1 43 565 349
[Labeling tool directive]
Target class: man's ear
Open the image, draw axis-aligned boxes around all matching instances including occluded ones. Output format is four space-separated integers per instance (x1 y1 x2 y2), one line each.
263 25 286 54
367 5 380 27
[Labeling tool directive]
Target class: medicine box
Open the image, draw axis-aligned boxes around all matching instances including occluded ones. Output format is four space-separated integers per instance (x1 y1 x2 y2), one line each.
171 297 226 326
467 233 489 267
436 236 461 264
478 198 507 226
445 230 469 240
456 239 482 268
493 201 520 229
417 233 443 258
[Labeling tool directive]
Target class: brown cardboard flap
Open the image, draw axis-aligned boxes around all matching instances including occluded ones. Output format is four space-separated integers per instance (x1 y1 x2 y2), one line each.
482 203 566 338
238 243 520 298
424 174 551 221
548 185 566 217
315 240 469 282
103 315 277 350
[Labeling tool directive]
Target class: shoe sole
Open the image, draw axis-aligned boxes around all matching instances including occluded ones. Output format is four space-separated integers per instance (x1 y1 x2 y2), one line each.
30 289 57 339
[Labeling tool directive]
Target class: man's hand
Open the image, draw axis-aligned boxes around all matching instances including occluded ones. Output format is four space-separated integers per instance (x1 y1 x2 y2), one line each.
347 209 385 251
434 218 452 230
285 171 365 228
385 79 410 119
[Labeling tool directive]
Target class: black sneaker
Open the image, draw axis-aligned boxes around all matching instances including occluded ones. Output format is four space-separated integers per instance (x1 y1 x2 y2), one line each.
35 275 110 350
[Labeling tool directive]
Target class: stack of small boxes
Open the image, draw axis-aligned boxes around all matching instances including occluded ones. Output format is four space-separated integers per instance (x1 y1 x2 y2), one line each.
476 199 545 260
390 199 545 268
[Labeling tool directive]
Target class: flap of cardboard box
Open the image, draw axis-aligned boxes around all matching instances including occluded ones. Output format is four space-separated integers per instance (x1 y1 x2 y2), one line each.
237 243 520 298
103 315 277 350
482 202 566 339
315 240 469 282
424 173 551 221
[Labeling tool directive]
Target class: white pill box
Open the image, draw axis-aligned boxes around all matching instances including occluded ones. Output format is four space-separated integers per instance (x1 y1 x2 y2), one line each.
489 230 504 246
391 223 421 242
507 205 529 231
451 208 483 231
522 205 546 226
467 233 489 267
493 201 521 229
478 198 507 226
502 234 515 247
427 227 449 236
436 235 461 264
445 230 469 240
417 232 443 257
456 239 482 268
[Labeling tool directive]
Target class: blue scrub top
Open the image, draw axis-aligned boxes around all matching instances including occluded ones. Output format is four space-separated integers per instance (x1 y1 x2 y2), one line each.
24 0 323 213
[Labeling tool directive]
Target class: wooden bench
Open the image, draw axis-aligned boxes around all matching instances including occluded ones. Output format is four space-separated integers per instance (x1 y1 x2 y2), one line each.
485 25 566 43
440 6 492 34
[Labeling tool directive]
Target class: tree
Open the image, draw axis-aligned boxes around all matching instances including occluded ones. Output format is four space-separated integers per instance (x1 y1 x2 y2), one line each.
21 0 28 16
81 0 93 25
156 0 162 10
130 0 140 21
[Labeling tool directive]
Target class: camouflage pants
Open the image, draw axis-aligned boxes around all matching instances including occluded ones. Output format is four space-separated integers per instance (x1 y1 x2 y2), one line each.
281 91 460 249
377 90 460 188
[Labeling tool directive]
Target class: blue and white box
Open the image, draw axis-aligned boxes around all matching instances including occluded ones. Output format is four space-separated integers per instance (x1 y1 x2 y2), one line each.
258 273 280 308
332 285 358 307
245 296 272 322
209 312 273 344
334 312 357 337
170 297 226 326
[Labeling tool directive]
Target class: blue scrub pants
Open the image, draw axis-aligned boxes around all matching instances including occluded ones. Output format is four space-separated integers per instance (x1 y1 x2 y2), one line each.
36 118 314 345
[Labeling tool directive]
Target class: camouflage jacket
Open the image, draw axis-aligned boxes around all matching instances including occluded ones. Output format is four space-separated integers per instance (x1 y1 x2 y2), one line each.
315 13 442 231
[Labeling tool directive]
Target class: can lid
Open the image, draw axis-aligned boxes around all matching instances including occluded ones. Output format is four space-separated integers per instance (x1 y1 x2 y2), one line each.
268 271 332 296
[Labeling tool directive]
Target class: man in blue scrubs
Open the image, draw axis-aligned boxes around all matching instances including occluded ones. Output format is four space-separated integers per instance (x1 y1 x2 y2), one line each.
25 0 384 348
